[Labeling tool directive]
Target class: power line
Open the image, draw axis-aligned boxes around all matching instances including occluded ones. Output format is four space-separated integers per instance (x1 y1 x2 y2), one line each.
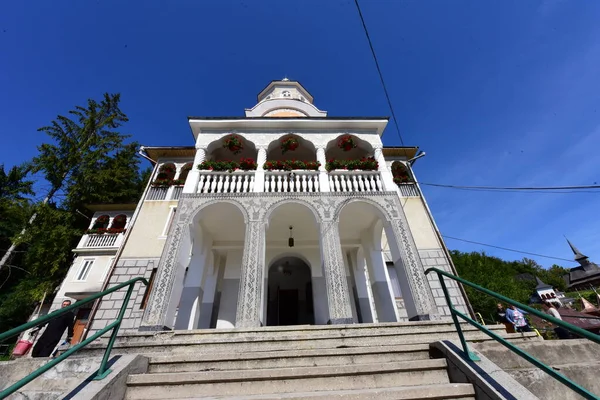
420 182 600 193
354 0 405 146
442 235 576 263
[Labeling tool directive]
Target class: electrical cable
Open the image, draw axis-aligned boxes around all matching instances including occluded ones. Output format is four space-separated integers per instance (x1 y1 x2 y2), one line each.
420 182 600 192
442 235 576 263
354 0 405 146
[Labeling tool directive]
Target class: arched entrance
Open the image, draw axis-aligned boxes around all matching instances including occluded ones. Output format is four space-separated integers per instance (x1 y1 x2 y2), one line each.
267 257 314 326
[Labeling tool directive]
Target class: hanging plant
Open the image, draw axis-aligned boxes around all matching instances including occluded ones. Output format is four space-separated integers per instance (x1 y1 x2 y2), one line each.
337 135 357 152
92 215 110 229
263 160 321 171
223 135 244 154
280 137 300 154
159 164 176 174
325 157 378 172
391 162 413 184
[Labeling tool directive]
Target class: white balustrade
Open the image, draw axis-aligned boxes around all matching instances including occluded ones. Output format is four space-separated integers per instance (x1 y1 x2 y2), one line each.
84 233 120 248
171 186 184 200
328 171 383 193
196 171 255 194
264 171 320 193
146 187 169 200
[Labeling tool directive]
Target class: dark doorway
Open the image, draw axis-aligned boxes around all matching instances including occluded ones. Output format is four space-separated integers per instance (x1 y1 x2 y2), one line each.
267 257 314 326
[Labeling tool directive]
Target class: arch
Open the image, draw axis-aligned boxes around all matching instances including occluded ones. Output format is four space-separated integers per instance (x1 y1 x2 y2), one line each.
334 197 392 224
91 214 110 230
205 133 258 162
391 161 414 184
265 133 317 162
110 214 127 230
186 198 249 226
325 134 374 162
267 251 313 272
177 162 193 183
264 198 321 227
157 163 176 181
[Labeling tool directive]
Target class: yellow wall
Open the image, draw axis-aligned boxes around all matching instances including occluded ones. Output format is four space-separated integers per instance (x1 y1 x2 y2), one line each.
121 200 177 258
401 197 441 249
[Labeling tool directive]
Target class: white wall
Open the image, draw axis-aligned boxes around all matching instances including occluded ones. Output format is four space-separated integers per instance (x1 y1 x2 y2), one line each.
216 249 242 329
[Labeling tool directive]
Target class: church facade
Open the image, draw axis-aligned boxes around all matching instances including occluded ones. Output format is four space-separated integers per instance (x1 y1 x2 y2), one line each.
86 79 469 335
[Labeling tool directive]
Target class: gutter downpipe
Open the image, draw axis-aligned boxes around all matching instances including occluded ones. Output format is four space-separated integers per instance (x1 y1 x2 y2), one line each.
82 146 158 340
408 161 476 319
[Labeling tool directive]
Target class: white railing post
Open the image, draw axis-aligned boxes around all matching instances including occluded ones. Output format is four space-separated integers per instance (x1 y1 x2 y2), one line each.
374 147 395 191
184 147 206 194
253 147 267 193
316 147 330 192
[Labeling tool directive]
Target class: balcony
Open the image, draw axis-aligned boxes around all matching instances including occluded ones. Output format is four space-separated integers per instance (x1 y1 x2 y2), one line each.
77 232 124 250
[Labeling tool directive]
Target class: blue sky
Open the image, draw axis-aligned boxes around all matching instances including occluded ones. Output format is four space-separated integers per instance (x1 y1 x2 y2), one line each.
1 0 599 268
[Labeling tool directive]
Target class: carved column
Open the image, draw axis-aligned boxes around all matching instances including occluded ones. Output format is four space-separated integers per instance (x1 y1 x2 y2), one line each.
320 220 354 324
253 147 267 192
235 220 266 327
374 147 395 191
384 218 438 320
316 146 330 192
183 147 206 194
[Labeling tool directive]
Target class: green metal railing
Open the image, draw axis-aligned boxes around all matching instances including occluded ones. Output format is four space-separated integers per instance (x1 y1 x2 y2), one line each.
425 267 600 400
0 277 147 400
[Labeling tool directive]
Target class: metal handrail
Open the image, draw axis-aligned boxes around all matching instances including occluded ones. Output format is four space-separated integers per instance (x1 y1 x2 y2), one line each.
0 277 148 399
425 267 600 400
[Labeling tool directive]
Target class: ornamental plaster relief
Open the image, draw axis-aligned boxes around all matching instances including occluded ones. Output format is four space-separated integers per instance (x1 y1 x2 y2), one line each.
140 191 438 329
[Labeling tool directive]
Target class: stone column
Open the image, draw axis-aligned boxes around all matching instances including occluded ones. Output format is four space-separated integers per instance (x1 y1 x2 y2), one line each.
351 249 374 323
183 147 206 194
198 252 219 329
174 241 211 330
319 220 354 324
362 236 398 322
374 147 395 191
316 146 330 192
253 147 267 193
384 218 438 320
235 220 266 327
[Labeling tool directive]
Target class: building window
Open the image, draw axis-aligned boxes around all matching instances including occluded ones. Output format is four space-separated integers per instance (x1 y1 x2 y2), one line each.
76 259 95 281
386 263 402 298
110 214 127 230
282 90 291 98
161 206 177 237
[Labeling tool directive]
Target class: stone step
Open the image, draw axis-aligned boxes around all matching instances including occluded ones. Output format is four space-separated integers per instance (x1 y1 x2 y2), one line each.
114 321 509 346
125 359 450 399
5 390 63 400
148 343 431 373
81 330 539 358
169 383 476 399
472 338 600 369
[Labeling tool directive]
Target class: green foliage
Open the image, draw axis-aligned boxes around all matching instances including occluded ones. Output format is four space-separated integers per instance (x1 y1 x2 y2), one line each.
263 160 320 171
0 93 146 336
325 157 378 172
450 250 570 321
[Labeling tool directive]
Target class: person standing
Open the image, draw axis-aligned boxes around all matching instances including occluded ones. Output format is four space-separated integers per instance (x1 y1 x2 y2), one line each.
505 304 531 333
31 300 75 358
545 302 570 339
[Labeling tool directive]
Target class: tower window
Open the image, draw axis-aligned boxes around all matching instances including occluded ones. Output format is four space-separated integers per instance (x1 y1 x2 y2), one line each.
282 90 291 98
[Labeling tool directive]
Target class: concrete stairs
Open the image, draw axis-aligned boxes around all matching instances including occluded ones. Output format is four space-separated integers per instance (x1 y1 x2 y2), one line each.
473 339 600 400
73 321 538 399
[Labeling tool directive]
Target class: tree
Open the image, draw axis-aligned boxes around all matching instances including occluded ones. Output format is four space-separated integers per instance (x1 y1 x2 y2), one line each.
0 93 146 335
0 93 132 273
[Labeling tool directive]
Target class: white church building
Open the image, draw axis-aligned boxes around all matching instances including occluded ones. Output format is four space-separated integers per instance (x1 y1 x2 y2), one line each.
79 79 469 336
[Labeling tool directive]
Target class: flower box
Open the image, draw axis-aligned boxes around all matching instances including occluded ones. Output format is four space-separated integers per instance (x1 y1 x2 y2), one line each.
325 157 378 172
263 160 321 171
197 159 257 173
86 228 126 235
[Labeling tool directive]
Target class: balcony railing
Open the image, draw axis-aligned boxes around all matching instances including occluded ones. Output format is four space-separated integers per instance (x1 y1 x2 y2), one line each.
398 183 420 197
197 171 255 194
84 233 120 248
329 171 383 193
264 171 320 193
